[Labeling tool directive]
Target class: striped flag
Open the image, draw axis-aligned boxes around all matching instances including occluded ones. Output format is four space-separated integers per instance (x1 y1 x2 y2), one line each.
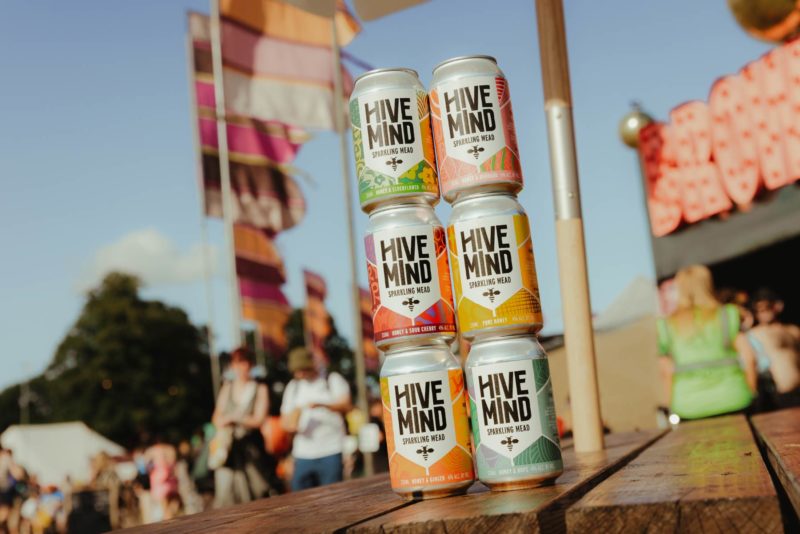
303 270 331 367
235 224 291 355
189 13 308 233
215 0 359 130
352 0 428 21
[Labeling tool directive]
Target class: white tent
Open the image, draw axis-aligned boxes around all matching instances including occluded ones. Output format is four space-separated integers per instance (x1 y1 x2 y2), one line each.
0 422 125 486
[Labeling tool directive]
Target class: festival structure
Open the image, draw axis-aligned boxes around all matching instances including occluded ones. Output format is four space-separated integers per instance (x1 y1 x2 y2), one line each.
621 34 800 324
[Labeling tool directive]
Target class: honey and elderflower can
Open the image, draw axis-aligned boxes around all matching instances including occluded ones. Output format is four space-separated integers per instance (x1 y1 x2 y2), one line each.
380 341 475 499
350 68 440 212
447 192 543 339
430 56 523 203
465 335 562 490
365 200 456 350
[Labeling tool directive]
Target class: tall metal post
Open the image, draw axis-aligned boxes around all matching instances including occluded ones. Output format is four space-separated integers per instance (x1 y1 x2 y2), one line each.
210 0 243 348
186 32 222 397
535 0 604 452
331 20 373 476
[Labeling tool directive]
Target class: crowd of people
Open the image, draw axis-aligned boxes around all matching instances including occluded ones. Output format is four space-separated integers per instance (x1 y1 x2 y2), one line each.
3 267 797 532
657 265 800 422
0 346 386 533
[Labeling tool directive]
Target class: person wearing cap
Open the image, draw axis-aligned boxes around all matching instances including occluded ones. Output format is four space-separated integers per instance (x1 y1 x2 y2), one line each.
280 347 352 491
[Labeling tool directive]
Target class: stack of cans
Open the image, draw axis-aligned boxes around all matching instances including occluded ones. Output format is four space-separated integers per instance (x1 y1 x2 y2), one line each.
349 56 562 500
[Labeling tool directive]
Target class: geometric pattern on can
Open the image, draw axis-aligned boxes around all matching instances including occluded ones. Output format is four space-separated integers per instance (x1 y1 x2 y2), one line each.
351 89 439 205
468 359 562 478
366 226 456 344
430 76 522 198
381 369 474 490
448 213 542 335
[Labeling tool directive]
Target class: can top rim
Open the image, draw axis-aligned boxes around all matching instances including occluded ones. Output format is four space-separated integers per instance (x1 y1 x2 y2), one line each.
451 189 516 205
471 333 541 346
433 55 497 73
369 198 433 215
354 67 419 86
384 340 449 355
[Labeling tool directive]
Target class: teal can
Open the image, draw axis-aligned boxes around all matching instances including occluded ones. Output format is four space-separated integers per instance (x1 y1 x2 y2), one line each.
465 334 563 490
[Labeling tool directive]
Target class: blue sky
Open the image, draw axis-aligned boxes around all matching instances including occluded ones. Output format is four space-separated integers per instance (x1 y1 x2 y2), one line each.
0 1 770 389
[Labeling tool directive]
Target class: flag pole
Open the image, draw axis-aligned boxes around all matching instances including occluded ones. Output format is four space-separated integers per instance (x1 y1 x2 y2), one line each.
331 19 373 476
210 0 243 348
534 0 604 452
186 31 222 397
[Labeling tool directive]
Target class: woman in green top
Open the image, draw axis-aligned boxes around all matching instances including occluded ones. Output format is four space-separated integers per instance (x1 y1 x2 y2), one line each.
658 265 757 420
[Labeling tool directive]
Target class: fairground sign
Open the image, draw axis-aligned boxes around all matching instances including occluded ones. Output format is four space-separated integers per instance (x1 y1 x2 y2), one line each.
639 38 800 236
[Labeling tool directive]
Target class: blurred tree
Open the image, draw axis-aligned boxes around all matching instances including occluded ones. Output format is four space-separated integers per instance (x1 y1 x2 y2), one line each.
0 272 213 447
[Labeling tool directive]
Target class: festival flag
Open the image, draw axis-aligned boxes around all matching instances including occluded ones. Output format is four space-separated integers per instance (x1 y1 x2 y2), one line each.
352 0 428 21
234 224 291 355
234 224 285 284
303 270 332 366
202 153 306 234
189 13 308 232
212 1 358 130
359 287 379 372
220 0 360 47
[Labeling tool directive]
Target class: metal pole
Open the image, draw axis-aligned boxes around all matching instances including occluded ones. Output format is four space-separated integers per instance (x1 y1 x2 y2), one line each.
331 20 373 476
210 0 243 348
186 31 222 397
535 0 604 452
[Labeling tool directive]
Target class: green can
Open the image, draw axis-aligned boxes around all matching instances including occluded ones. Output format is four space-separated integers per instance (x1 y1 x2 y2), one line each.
350 68 440 213
465 334 563 491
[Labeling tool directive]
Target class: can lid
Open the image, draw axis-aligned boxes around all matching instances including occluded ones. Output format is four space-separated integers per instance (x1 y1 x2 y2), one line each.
354 67 419 86
450 188 516 206
432 55 497 73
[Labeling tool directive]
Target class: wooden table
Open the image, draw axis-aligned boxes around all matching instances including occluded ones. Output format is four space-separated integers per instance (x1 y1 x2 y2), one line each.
122 411 800 533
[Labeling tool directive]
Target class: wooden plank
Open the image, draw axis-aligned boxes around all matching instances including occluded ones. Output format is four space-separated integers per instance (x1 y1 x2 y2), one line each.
752 407 800 516
119 475 410 534
346 429 665 533
567 415 783 533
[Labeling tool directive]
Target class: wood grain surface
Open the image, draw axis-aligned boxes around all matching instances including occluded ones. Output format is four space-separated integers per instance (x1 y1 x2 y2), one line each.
119 475 410 534
567 415 783 533
752 407 800 516
346 430 664 533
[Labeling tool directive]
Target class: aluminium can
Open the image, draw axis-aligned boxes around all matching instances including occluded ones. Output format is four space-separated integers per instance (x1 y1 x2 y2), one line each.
380 340 475 500
350 68 440 213
447 191 543 339
365 200 457 350
430 55 524 203
466 335 563 490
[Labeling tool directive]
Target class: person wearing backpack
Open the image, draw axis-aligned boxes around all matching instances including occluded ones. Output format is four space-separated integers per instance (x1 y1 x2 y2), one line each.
280 347 352 491
657 265 758 420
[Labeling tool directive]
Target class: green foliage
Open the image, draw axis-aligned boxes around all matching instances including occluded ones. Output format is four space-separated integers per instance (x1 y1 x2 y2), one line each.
0 272 213 447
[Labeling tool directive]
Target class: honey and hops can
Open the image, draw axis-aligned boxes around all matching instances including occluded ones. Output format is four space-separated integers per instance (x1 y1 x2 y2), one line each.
447 191 543 339
466 335 563 490
350 68 440 213
380 340 475 500
365 200 456 350
430 56 523 203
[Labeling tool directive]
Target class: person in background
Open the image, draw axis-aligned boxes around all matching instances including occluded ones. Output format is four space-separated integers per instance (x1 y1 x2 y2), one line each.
280 347 351 491
657 265 758 420
211 347 271 507
145 440 178 523
1 448 24 533
747 288 800 410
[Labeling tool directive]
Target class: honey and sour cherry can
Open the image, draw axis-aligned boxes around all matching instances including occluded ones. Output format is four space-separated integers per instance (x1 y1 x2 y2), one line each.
447 191 543 339
380 340 475 500
350 68 440 213
430 55 523 203
365 200 456 350
466 335 563 490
